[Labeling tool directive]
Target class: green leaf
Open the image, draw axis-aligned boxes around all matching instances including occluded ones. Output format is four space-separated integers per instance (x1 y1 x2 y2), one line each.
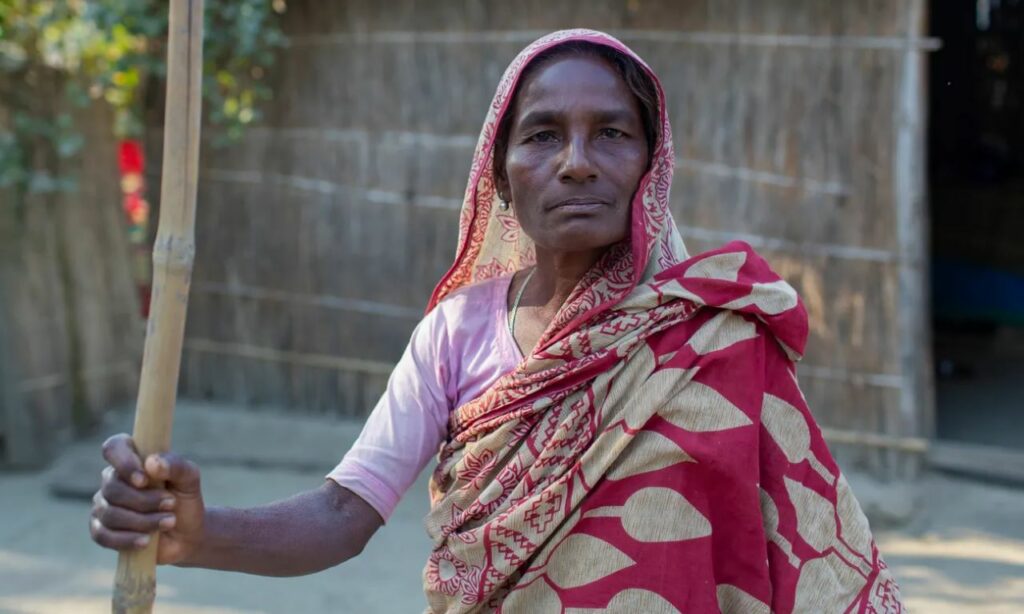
27 171 61 194
63 81 92 107
1 0 286 200
56 132 84 158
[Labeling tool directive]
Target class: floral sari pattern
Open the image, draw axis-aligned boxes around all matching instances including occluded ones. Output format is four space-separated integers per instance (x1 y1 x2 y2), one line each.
423 29 901 614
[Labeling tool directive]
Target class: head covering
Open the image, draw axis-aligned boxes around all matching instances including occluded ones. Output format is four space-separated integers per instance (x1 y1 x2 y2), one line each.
422 29 899 614
427 28 687 344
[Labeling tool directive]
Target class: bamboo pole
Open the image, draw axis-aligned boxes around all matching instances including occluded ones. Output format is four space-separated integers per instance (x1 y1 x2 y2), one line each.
112 1 204 612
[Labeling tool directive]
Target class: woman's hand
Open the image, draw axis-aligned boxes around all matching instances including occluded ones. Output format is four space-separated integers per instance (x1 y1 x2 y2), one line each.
89 433 205 566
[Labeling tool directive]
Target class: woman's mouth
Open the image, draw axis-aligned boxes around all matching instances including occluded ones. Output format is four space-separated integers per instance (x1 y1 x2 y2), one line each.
548 197 611 213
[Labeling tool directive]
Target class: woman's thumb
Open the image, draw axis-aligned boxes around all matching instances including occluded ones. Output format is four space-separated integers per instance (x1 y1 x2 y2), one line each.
144 453 202 497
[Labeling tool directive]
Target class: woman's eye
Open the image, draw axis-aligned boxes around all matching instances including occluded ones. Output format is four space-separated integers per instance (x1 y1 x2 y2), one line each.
528 131 557 143
599 128 625 139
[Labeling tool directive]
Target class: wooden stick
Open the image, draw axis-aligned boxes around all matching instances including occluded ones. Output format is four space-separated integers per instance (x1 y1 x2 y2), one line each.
112 1 204 612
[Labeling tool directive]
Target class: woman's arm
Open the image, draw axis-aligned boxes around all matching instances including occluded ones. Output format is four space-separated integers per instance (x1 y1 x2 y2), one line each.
179 480 382 576
756 335 903 611
90 434 383 577
92 307 454 574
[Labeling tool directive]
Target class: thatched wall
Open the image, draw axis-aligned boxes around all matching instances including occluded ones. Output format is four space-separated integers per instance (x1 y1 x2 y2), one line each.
168 0 935 473
0 90 141 466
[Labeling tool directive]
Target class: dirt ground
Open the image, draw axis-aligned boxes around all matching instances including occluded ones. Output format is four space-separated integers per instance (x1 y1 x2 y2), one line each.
0 403 1021 613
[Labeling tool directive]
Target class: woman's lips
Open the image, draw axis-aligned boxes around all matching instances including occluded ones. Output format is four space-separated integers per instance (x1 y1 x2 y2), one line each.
548 197 611 213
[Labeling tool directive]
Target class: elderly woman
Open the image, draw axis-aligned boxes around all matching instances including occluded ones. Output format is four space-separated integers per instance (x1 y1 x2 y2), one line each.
91 30 901 613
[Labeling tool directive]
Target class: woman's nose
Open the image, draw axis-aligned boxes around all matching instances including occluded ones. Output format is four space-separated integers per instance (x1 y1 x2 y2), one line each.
558 136 598 183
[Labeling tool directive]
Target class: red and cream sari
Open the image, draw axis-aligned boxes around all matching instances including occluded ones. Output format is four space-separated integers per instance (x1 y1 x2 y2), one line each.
423 29 902 613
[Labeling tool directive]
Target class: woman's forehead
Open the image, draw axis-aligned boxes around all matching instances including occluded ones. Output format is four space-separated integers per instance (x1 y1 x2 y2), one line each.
513 55 640 119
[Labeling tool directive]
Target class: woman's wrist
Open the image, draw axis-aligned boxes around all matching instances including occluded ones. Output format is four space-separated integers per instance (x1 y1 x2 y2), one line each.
171 505 220 569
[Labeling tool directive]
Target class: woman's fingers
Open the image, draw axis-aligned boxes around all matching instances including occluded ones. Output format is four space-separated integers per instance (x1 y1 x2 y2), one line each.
93 491 176 533
99 468 173 513
144 452 202 497
92 436 199 555
90 516 152 550
101 433 147 488
90 489 176 551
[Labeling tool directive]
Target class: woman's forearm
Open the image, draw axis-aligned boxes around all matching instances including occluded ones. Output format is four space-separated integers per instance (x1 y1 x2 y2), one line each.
176 481 383 576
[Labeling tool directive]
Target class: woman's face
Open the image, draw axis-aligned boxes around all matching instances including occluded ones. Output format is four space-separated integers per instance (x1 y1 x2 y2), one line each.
497 55 650 253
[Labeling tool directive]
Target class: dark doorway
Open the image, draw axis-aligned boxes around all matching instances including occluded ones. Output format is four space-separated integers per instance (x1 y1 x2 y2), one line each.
928 1 1023 459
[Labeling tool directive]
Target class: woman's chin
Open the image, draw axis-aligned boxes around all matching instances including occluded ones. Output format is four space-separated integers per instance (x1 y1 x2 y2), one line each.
534 227 625 254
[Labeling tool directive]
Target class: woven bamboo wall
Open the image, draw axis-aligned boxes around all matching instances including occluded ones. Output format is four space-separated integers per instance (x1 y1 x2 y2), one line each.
169 0 934 473
0 87 141 467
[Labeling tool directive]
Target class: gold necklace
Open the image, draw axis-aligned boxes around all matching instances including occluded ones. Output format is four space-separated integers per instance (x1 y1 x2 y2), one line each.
508 267 536 338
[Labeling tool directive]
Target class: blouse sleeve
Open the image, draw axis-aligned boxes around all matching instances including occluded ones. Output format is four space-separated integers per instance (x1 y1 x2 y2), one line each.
326 311 451 522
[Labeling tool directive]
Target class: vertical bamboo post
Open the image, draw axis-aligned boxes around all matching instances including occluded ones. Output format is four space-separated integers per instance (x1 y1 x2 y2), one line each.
894 0 933 480
112 1 204 612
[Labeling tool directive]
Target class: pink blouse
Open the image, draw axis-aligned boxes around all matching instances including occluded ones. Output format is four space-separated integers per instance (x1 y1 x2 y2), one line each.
326 275 520 521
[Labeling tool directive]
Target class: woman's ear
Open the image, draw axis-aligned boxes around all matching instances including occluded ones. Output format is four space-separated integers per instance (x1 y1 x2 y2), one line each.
493 158 510 203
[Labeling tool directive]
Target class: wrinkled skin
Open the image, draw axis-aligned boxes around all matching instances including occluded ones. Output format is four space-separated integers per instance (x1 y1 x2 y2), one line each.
90 433 205 564
496 55 649 255
90 433 379 575
496 54 650 354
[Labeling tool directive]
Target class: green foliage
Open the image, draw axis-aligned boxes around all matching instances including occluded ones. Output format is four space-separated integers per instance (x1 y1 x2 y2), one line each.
0 0 287 195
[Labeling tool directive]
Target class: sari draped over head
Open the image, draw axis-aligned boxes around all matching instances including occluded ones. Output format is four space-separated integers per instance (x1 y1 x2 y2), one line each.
423 29 902 614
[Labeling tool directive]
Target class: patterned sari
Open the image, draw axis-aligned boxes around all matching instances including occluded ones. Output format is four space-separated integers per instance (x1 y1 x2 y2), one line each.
422 29 902 613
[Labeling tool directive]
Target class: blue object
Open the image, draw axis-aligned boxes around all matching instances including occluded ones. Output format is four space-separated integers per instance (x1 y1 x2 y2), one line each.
932 259 1024 326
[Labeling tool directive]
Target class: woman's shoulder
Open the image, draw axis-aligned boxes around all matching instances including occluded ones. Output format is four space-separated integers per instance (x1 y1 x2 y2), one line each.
415 274 512 352
432 274 511 316
665 241 808 361
419 274 519 406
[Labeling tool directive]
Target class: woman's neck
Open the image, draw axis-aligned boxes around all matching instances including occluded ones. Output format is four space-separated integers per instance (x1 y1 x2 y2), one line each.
507 246 606 357
526 247 605 313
